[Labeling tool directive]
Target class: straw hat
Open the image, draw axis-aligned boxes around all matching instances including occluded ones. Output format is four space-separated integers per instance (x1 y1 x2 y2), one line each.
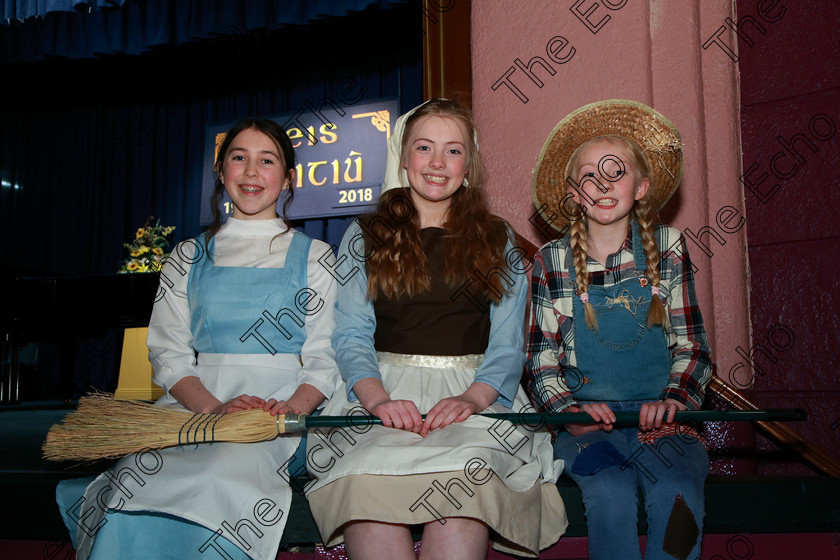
531 99 683 232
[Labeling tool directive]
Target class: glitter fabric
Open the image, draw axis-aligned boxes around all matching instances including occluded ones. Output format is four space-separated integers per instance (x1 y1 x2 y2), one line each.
312 542 422 559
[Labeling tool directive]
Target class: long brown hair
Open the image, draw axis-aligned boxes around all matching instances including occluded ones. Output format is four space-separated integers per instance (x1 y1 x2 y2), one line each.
361 99 511 303
566 135 669 330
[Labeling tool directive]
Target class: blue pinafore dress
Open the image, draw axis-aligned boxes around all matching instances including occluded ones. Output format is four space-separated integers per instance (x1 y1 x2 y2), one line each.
58 232 312 560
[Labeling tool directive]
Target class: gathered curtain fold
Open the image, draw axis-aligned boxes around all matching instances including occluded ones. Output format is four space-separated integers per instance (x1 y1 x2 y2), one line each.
3 0 126 24
1 0 408 62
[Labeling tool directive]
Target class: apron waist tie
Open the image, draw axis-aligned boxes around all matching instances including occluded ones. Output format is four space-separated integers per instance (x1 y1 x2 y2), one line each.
377 352 484 369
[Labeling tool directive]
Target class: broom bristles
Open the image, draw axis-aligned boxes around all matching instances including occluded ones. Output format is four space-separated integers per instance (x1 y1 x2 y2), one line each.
43 393 281 462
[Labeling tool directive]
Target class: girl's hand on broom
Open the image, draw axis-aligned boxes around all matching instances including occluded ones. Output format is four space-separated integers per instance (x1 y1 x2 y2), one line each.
638 399 686 431
420 383 498 437
370 400 424 433
565 403 616 437
420 396 478 437
353 377 423 433
214 394 268 414
262 398 297 416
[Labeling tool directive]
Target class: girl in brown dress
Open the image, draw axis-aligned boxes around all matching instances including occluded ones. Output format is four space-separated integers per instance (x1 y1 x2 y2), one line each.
306 99 566 559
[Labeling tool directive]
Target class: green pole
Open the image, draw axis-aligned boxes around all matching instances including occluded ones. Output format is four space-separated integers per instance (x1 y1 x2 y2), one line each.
283 408 806 432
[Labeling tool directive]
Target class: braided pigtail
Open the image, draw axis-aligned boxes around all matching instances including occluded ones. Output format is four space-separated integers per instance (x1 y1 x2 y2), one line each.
570 216 598 330
634 199 669 329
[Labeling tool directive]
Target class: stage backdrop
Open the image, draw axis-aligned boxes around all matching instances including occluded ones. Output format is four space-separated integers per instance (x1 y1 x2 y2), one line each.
201 98 399 224
0 2 421 277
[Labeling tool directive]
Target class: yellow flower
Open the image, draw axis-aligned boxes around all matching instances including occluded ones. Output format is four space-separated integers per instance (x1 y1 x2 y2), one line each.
122 221 173 274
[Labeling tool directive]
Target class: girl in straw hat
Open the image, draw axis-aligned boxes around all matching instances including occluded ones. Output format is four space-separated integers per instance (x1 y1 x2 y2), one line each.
526 100 713 560
305 98 566 559
56 118 339 560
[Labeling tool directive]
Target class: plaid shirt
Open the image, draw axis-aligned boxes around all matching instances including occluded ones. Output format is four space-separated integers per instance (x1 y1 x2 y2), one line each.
525 223 713 413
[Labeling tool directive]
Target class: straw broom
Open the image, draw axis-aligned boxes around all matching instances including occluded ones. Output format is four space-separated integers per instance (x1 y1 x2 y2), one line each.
42 392 806 462
43 393 297 462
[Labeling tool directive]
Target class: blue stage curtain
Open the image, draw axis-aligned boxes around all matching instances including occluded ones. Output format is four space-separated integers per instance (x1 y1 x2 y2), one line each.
2 0 126 24
0 1 421 276
0 0 409 63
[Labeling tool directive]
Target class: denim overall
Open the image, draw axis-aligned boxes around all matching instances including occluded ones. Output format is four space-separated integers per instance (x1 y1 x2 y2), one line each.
569 222 671 401
554 223 708 560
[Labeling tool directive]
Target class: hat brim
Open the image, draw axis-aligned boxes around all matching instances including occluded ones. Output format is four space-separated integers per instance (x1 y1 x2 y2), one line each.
532 99 683 233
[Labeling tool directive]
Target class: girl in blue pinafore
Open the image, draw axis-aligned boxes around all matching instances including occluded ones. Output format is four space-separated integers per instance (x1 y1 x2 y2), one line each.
526 100 713 560
56 118 338 560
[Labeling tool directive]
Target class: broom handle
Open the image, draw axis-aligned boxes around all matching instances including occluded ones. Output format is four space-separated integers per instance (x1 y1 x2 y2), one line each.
288 408 806 431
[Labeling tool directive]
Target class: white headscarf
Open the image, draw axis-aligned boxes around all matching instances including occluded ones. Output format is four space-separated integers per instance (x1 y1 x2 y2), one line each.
381 101 426 192
381 99 478 193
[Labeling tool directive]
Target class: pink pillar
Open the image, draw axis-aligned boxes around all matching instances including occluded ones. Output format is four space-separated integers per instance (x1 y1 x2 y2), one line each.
472 0 750 390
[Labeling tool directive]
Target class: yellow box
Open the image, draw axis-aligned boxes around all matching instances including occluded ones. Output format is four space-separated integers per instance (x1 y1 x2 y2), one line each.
115 327 163 401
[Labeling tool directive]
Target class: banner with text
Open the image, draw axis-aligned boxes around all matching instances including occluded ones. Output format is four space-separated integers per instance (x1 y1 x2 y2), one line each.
200 98 399 223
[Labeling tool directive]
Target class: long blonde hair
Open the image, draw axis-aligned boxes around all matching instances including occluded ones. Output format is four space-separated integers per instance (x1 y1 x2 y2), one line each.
565 135 669 330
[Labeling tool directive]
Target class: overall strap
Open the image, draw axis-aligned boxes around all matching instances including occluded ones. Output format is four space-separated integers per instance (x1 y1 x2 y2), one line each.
187 233 214 303
284 231 312 275
631 220 647 275
566 222 647 284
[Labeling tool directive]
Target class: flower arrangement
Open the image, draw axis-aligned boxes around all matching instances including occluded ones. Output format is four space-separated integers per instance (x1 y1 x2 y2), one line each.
118 217 176 273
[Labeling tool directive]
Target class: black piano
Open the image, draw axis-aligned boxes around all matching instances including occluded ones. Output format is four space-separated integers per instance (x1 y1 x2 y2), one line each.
1 273 160 404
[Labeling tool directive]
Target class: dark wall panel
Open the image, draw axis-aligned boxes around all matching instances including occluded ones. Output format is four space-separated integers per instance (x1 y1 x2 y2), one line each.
738 0 840 476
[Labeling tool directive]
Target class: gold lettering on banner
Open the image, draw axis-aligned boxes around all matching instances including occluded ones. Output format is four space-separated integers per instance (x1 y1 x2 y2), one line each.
213 107 391 191
344 151 363 183
293 153 364 188
214 133 226 162
294 163 303 188
331 160 340 184
319 124 338 144
352 111 392 139
308 161 329 186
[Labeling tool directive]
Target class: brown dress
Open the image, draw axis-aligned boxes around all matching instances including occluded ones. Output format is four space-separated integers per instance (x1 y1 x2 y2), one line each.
306 227 567 557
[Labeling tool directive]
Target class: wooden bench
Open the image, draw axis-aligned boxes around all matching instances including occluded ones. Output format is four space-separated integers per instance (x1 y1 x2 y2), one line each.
3 405 839 557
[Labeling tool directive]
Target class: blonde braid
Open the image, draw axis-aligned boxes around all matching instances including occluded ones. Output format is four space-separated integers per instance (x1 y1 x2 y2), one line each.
634 200 669 328
570 216 598 330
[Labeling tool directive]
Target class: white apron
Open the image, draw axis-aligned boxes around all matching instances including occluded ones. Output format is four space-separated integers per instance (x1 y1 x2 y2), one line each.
73 232 314 560
305 353 566 556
